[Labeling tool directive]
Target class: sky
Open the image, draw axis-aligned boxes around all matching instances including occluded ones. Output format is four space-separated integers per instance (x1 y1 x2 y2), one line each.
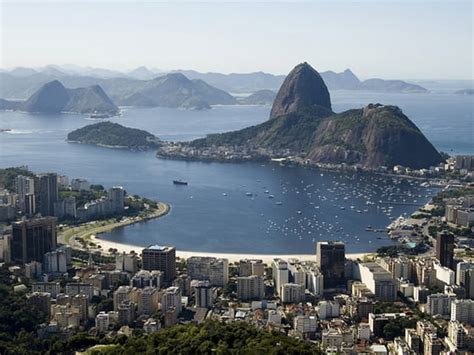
0 1 472 80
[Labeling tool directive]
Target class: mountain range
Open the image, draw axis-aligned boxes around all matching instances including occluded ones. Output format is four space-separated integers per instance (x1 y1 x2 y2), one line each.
0 80 119 115
164 62 443 169
0 65 427 101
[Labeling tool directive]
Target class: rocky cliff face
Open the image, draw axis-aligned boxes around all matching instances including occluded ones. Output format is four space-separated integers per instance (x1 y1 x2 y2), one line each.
270 62 332 119
307 104 443 168
186 63 443 169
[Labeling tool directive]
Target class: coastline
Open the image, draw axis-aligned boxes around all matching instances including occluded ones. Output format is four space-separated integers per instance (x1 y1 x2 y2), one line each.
58 201 170 250
89 234 371 263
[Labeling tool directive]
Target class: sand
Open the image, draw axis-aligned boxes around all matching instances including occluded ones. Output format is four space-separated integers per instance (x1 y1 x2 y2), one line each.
90 234 370 263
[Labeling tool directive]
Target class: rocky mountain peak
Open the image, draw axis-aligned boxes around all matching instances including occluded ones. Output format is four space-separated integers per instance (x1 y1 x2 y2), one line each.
270 62 332 119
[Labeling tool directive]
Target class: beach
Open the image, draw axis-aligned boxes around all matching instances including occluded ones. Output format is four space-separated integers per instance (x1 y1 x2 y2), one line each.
90 234 370 263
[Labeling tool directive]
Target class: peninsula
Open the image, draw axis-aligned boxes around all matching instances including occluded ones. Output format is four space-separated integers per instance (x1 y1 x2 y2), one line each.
156 62 443 169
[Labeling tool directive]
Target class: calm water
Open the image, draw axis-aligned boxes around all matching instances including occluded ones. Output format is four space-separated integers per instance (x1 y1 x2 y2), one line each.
0 89 472 254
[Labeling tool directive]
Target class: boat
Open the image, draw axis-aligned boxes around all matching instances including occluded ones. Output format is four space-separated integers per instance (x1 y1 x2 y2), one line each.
0 128 12 133
275 202 282 205
246 192 253 196
268 195 275 199
89 112 112 119
173 180 188 185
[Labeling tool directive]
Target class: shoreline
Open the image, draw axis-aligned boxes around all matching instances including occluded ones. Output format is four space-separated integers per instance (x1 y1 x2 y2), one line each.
58 202 170 250
89 234 371 263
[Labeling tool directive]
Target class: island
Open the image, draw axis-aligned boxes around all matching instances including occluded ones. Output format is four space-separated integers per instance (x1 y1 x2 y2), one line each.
0 80 119 115
67 121 162 150
156 62 443 169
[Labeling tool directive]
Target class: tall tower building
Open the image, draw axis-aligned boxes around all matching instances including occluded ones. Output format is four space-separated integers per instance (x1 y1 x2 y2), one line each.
108 186 124 213
436 233 454 270
141 245 176 284
16 175 35 214
11 217 57 263
316 241 345 288
36 173 58 217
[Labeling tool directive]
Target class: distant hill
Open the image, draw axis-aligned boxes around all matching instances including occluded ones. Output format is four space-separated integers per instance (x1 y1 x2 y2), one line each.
0 66 428 102
0 80 119 115
239 90 276 105
120 73 236 109
165 62 442 169
174 68 427 94
67 121 161 150
454 89 474 95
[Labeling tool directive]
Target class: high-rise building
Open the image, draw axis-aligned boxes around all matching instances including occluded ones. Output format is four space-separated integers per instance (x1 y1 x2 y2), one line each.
95 312 110 333
436 233 454 270
116 252 138 273
0 235 11 263
316 241 345 288
451 299 474 325
108 186 124 213
237 275 265 301
358 262 397 301
186 256 229 286
141 245 176 284
130 270 163 289
137 287 160 315
194 280 213 308
44 247 68 273
114 286 132 311
272 258 289 296
161 286 182 314
35 173 58 217
11 217 57 263
281 283 305 303
239 259 264 277
16 175 35 214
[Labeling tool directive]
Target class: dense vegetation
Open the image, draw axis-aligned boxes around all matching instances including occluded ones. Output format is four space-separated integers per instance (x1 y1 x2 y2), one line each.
67 122 161 150
0 167 34 191
65 321 323 355
189 103 443 169
0 269 322 355
0 267 49 354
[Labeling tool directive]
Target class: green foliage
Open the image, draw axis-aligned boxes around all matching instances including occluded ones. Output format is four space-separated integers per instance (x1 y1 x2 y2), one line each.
67 121 161 150
383 317 417 340
0 167 34 191
59 188 107 208
92 321 322 354
0 267 48 354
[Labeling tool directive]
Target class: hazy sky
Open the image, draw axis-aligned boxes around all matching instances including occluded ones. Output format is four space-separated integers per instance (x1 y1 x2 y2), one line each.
1 1 472 79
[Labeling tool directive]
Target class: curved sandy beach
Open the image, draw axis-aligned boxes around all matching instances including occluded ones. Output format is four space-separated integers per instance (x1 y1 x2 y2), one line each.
90 234 370 263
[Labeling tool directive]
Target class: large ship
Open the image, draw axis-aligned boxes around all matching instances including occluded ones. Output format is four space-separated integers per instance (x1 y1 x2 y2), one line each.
173 180 188 185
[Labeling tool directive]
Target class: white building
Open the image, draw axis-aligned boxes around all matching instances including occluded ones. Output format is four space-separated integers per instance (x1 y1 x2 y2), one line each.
116 252 138 273
237 275 264 301
434 262 455 285
187 257 229 287
137 287 160 315
358 262 397 301
426 293 456 317
281 283 304 303
161 286 182 314
272 258 289 296
95 311 110 333
451 299 474 325
318 300 340 320
294 315 317 334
